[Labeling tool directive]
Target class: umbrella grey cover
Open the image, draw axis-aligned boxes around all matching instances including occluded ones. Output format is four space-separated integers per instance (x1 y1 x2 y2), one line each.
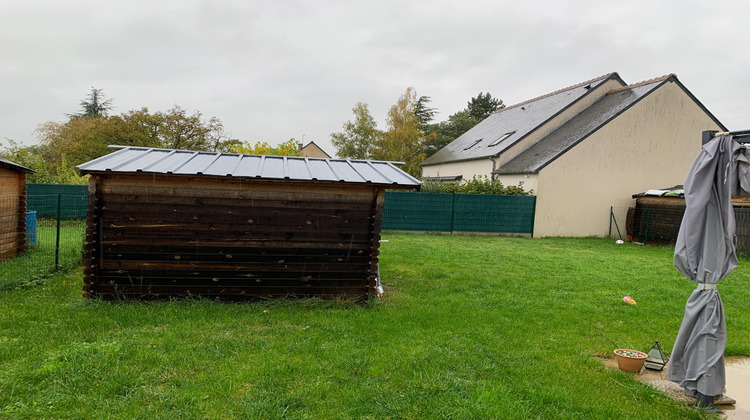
669 135 750 397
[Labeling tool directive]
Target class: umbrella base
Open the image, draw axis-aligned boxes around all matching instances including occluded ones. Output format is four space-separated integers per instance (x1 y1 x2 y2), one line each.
692 393 723 414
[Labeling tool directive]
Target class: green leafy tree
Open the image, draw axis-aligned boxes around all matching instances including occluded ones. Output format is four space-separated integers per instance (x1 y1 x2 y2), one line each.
330 102 382 159
373 87 426 177
33 99 238 183
157 106 232 151
414 95 437 127
70 87 114 118
0 139 89 184
466 92 504 121
35 115 138 169
120 107 237 152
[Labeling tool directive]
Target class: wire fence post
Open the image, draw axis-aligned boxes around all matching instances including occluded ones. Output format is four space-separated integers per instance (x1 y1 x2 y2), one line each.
644 208 651 247
449 193 456 234
609 206 622 240
55 194 61 271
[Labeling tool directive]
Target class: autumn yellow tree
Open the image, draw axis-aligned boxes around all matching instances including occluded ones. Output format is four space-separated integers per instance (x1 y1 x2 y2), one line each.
231 139 301 156
372 87 427 177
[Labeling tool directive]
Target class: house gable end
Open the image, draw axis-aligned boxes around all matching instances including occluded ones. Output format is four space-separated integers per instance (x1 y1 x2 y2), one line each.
495 78 670 175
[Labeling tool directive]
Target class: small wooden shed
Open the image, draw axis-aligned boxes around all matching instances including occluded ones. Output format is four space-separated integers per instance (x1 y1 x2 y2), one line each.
0 157 35 261
77 146 419 301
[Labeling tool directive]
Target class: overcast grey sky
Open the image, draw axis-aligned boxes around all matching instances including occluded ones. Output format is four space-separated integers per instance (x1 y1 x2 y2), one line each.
2 0 749 156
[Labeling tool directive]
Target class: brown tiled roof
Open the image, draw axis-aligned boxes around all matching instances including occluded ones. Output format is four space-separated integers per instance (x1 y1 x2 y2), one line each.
607 74 676 94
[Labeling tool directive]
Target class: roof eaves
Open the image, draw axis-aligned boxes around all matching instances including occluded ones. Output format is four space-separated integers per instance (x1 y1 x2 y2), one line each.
384 161 421 187
0 157 36 174
494 169 538 175
421 154 494 167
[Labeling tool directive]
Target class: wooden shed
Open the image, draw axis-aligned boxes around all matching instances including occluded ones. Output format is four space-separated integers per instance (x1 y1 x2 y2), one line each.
0 157 35 261
77 146 419 301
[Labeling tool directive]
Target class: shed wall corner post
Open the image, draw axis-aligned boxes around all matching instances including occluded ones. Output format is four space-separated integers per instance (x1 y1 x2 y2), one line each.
367 188 386 298
16 172 27 256
83 175 101 298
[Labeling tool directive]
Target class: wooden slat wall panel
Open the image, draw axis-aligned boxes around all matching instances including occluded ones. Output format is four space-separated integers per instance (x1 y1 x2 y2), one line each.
86 174 387 301
0 170 21 195
0 170 24 261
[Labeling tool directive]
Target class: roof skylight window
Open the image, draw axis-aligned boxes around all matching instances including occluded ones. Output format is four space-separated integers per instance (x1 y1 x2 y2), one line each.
488 131 515 147
463 139 483 150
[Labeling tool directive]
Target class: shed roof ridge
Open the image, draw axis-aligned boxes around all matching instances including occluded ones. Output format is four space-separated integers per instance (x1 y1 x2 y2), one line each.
497 72 621 114
606 74 676 94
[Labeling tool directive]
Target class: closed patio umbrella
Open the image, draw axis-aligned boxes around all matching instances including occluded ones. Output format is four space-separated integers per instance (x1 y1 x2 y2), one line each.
669 135 750 411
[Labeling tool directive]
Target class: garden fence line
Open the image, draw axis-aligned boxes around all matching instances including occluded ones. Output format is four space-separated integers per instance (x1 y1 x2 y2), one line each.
381 191 536 235
0 194 86 291
610 205 750 256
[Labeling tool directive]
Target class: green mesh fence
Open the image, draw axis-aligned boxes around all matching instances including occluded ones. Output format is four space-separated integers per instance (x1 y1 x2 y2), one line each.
27 184 88 220
0 194 85 291
382 191 536 235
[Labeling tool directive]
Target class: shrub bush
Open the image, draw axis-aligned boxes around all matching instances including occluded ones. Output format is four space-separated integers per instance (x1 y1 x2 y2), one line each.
420 175 532 195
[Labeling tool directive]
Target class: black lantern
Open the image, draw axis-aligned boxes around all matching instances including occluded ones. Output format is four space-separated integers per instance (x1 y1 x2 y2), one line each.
644 341 669 371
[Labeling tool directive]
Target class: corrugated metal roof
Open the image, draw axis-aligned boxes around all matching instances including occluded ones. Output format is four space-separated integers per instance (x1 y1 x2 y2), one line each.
421 73 625 166
77 146 420 187
0 156 36 174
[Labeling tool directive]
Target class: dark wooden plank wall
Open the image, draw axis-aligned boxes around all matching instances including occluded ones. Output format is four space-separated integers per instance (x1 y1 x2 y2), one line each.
84 173 386 301
626 197 685 244
0 169 26 261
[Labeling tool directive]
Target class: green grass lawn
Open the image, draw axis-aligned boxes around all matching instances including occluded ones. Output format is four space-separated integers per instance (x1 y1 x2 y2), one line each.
0 221 84 291
1 234 748 419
